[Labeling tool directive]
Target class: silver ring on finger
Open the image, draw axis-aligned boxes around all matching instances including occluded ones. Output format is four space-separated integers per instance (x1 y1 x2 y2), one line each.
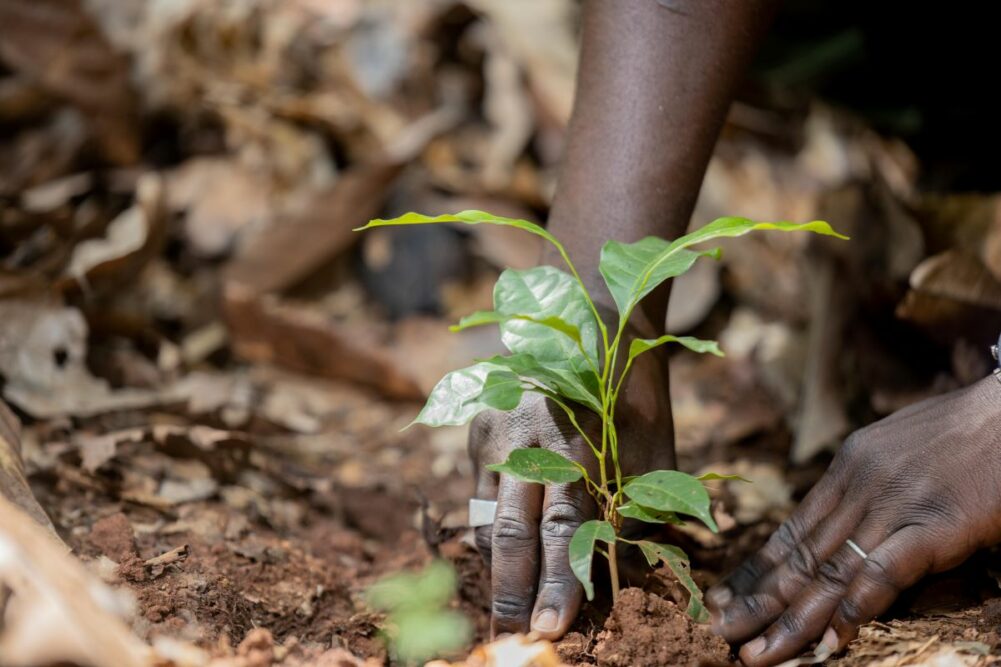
845 538 868 560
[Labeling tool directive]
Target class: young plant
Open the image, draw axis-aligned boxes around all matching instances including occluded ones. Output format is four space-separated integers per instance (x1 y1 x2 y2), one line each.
366 560 472 663
357 211 846 621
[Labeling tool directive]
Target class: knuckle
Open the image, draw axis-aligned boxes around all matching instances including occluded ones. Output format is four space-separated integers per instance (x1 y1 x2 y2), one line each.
836 595 864 626
539 571 577 591
542 498 582 525
737 593 770 621
776 610 807 637
493 514 535 548
787 542 819 582
839 432 865 462
541 501 583 540
773 516 806 550
861 555 898 590
816 558 852 591
475 527 493 559
492 593 530 622
732 556 768 586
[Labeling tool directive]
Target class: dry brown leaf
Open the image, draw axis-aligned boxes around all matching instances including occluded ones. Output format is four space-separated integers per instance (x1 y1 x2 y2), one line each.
0 301 166 418
478 26 535 191
75 427 145 473
166 158 274 259
697 460 793 525
897 250 1001 344
62 173 166 287
0 0 139 164
468 0 578 126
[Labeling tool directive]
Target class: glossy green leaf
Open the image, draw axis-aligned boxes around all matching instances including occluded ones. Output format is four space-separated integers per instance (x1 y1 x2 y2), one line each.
487 448 584 484
697 472 751 483
637 542 708 622
569 520 616 601
479 370 525 411
494 266 599 364
451 310 583 350
617 501 683 525
356 209 567 261
623 470 718 532
600 239 722 317
628 335 723 365
414 362 523 427
600 217 847 317
480 353 601 414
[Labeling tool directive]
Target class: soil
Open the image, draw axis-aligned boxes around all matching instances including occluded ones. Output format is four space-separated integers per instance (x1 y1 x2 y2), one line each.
23 371 1001 666
590 588 730 667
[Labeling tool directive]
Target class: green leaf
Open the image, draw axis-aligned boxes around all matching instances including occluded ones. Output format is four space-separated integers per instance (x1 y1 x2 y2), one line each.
460 266 602 413
617 501 683 525
486 448 583 485
628 335 723 365
479 370 525 412
367 561 471 662
637 542 708 622
600 217 847 318
367 560 458 613
414 362 523 427
569 520 616 601
451 310 584 350
494 266 599 364
697 472 751 483
481 353 602 414
624 470 718 532
600 239 722 317
391 609 471 663
356 209 567 261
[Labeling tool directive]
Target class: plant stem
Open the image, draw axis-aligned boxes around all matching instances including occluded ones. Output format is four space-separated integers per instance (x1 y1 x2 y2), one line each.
608 540 620 600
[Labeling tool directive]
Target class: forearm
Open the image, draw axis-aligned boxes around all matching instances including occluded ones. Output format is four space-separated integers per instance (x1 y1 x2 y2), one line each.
547 0 778 335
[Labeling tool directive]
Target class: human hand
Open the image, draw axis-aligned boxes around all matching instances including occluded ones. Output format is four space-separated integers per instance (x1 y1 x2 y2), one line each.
468 342 674 638
707 374 1001 666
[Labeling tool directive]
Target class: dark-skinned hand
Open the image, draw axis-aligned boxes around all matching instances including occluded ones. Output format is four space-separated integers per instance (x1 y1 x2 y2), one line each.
468 339 674 639
708 374 1001 666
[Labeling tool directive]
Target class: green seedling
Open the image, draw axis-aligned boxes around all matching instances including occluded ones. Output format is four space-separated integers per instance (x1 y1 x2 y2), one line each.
366 560 471 664
357 211 846 621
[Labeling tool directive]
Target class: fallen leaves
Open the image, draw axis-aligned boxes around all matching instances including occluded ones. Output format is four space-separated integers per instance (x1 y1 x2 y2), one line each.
0 495 148 667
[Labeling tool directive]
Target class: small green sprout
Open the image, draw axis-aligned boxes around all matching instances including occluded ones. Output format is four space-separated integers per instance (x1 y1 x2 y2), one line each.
357 211 846 621
366 560 471 663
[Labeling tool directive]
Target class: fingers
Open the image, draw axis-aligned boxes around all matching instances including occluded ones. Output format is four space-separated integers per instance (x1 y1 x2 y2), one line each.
473 462 500 563
738 522 886 666
713 503 861 643
708 470 847 623
469 413 502 563
490 474 544 636
825 528 932 651
530 481 596 638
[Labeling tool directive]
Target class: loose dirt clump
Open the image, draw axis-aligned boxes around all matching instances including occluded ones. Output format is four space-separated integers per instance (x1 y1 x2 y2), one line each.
88 512 138 561
593 588 730 667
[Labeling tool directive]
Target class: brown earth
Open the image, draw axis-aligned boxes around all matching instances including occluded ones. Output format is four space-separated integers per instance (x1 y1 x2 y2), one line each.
23 370 1001 666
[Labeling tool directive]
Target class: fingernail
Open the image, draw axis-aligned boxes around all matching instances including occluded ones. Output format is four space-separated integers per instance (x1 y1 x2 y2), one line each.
532 609 559 633
707 587 733 608
819 627 839 654
744 637 767 659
